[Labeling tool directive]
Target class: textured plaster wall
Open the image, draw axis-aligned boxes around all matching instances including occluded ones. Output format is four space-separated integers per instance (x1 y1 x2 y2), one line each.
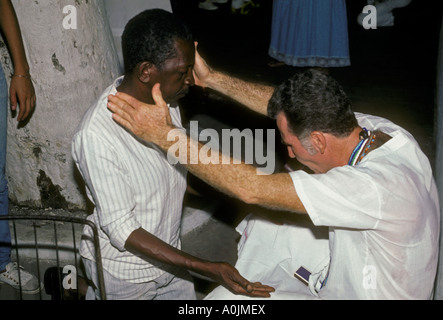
0 0 120 209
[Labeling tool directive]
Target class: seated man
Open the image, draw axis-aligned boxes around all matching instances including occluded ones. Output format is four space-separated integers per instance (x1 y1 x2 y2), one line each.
107 55 440 299
72 9 273 300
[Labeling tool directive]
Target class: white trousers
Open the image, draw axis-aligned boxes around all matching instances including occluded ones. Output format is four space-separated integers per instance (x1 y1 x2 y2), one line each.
83 258 196 300
205 214 330 300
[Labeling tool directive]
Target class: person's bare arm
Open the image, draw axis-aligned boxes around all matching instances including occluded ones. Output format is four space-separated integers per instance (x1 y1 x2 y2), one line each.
193 44 274 117
0 0 35 121
107 85 307 214
125 228 275 297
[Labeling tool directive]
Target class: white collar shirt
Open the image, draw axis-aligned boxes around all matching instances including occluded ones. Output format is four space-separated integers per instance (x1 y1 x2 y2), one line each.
289 113 440 299
72 76 187 283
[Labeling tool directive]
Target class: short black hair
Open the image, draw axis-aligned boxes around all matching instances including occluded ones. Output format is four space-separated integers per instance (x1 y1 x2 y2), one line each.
268 69 358 139
121 9 194 74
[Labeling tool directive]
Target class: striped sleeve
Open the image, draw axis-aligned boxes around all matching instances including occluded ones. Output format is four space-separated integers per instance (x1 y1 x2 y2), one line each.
72 130 142 251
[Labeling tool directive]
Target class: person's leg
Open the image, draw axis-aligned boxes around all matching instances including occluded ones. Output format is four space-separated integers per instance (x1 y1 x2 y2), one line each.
154 269 196 300
0 68 41 294
83 258 196 300
0 66 11 272
83 258 158 300
0 77 41 292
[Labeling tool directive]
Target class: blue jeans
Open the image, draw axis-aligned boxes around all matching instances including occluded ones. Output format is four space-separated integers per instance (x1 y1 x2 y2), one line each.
0 67 11 271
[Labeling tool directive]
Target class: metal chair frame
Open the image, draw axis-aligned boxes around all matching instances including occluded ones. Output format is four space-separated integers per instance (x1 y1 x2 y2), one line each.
0 214 106 300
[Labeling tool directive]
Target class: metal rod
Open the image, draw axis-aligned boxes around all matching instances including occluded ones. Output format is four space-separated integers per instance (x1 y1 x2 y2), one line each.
32 222 42 299
0 215 106 300
11 220 23 300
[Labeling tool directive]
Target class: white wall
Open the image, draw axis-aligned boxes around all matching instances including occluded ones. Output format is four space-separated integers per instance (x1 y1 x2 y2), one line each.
1 0 120 209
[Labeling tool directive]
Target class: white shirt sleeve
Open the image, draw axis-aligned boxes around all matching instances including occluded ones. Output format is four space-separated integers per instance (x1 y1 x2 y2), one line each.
73 130 142 251
289 168 382 230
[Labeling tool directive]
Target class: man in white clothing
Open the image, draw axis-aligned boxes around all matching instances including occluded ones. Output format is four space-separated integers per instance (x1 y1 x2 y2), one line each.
72 9 274 300
107 56 440 299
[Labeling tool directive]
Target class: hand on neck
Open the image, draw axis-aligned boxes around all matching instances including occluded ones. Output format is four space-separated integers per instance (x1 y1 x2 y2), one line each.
117 74 155 105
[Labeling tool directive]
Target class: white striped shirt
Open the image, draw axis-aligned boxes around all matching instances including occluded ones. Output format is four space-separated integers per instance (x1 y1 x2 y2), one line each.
72 77 188 283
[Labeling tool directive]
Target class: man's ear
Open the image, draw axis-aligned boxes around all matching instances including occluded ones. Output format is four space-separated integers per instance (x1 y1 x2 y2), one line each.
136 61 154 83
310 131 327 154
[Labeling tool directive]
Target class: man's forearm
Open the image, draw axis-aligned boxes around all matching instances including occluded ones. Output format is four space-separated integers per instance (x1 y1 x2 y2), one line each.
125 228 213 275
162 129 307 213
0 0 30 75
204 70 275 117
125 227 276 297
